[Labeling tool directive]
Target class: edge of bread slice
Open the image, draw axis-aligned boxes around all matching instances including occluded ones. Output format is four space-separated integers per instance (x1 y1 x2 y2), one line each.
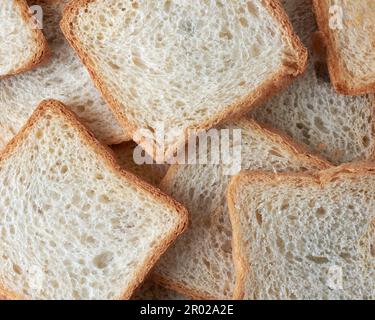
312 0 375 95
0 0 49 78
60 0 307 162
0 99 188 300
152 117 330 300
227 163 375 299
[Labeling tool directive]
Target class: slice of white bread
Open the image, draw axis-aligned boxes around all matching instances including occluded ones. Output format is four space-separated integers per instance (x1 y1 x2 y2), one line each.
0 0 49 78
61 0 307 161
132 279 188 300
0 99 187 300
228 164 375 300
0 0 128 150
313 0 375 95
154 118 330 300
111 142 169 186
251 0 375 164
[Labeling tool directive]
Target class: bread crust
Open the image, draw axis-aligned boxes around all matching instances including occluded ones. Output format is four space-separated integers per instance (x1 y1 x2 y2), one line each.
0 99 188 300
153 117 330 300
312 0 375 95
60 0 308 162
0 0 50 79
227 162 375 299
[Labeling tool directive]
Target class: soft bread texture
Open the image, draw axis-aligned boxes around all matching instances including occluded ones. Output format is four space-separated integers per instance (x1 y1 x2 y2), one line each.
313 0 375 95
0 0 49 78
111 142 169 186
154 118 330 300
0 0 127 150
132 279 188 300
61 0 307 161
251 0 375 165
228 164 375 300
0 99 188 300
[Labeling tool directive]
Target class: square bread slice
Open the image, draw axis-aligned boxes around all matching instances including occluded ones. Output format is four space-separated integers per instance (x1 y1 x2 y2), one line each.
61 0 307 161
0 99 187 300
0 0 129 151
153 118 330 300
313 0 375 95
111 141 169 186
228 164 375 300
252 0 375 164
0 0 49 78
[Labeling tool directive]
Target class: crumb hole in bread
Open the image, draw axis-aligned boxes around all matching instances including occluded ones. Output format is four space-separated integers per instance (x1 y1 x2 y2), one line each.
316 207 326 217
99 194 110 204
247 1 259 16
35 129 43 139
256 210 262 226
362 136 370 148
12 263 22 275
95 173 104 180
239 17 248 27
61 165 68 174
164 0 171 12
93 252 113 269
306 255 329 264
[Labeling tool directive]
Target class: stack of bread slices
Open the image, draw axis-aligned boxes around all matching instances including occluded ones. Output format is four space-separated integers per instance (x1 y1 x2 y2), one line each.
0 0 373 300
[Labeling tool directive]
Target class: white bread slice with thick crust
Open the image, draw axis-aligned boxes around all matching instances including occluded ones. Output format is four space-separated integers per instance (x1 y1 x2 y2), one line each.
60 0 307 162
313 0 375 95
0 99 188 300
153 117 330 300
252 0 375 165
111 142 169 187
132 279 188 300
0 0 49 78
0 0 128 150
228 163 375 300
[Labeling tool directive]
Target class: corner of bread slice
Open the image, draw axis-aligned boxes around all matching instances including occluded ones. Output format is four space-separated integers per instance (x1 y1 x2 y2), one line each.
265 0 308 77
0 99 188 300
0 0 50 79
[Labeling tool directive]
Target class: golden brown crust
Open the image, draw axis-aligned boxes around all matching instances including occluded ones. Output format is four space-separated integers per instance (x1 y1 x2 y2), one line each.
60 0 308 162
0 99 188 300
227 162 375 299
312 0 375 95
0 0 50 79
155 117 330 300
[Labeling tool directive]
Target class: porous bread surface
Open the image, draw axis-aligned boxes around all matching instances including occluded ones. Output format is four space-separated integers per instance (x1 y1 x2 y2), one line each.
0 0 127 150
228 165 375 300
61 0 306 159
111 142 169 186
155 118 329 300
132 279 188 300
313 0 375 95
0 0 48 77
0 100 187 300
251 0 375 165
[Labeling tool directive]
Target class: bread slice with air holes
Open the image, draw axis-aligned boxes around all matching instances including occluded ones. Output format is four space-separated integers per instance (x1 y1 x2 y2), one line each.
60 0 307 161
227 163 375 300
153 117 330 300
251 0 375 165
0 0 128 151
0 0 49 78
0 99 187 300
111 141 169 186
313 0 375 95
